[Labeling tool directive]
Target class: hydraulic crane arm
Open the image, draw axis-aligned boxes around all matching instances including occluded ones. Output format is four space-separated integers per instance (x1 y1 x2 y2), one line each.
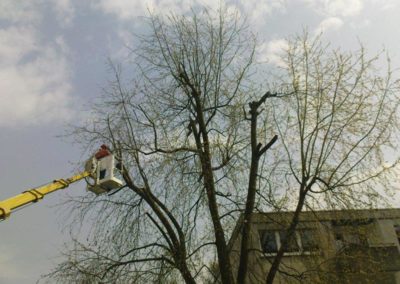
0 171 91 220
0 147 124 222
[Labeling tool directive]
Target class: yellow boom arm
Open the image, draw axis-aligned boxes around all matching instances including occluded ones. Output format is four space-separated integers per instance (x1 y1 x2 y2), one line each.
0 171 91 220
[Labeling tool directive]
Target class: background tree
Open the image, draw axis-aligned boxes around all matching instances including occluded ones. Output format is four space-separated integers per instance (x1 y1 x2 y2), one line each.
45 8 400 284
262 34 400 283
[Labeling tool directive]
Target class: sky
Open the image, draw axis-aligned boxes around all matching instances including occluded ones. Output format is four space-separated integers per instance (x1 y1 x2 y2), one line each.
0 0 400 283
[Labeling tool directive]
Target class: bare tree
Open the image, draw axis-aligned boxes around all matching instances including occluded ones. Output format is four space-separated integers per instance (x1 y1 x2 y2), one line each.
47 8 271 284
262 34 400 283
45 8 400 284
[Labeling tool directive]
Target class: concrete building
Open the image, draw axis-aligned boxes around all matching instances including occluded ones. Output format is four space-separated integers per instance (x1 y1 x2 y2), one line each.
229 209 400 283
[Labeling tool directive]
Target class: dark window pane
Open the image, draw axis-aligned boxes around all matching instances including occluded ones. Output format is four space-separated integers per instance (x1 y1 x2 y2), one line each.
99 169 107 180
300 230 318 251
279 231 299 252
260 231 278 253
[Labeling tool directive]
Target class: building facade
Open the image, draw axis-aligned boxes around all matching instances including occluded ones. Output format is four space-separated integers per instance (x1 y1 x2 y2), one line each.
229 209 400 283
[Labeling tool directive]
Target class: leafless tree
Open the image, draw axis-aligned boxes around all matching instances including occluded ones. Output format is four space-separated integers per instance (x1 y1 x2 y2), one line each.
45 8 400 284
46 8 274 284
261 34 400 283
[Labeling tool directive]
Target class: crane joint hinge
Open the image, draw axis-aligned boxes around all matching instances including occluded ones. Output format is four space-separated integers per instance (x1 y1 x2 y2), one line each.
23 189 45 202
54 179 69 188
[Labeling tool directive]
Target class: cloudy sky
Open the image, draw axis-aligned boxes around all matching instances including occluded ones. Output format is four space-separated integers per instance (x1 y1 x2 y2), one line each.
0 0 399 283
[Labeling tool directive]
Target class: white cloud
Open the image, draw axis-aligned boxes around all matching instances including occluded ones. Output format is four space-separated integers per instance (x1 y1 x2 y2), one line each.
94 0 181 19
238 0 286 27
0 2 76 128
93 0 230 20
369 0 398 11
304 0 363 17
0 0 42 24
315 16 344 34
259 38 288 67
0 28 74 127
0 27 38 64
94 0 286 23
0 0 75 27
50 0 76 27
94 0 234 20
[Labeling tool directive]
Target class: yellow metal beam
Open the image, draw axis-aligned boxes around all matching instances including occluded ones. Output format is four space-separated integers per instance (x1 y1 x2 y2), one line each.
0 171 91 220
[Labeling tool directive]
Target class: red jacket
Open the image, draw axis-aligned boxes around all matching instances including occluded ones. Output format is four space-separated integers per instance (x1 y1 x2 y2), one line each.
95 146 110 159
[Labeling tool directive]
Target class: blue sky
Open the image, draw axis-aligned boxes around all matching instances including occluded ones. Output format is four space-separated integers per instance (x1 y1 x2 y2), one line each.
0 0 399 283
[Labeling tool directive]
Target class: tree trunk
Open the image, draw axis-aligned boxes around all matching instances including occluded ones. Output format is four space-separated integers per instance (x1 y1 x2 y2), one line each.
266 191 307 284
237 103 261 284
238 95 278 284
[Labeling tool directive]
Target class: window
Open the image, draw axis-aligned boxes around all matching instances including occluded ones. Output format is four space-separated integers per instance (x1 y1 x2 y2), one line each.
279 230 300 252
299 229 319 251
260 231 278 253
99 169 107 180
259 229 318 255
332 220 369 249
